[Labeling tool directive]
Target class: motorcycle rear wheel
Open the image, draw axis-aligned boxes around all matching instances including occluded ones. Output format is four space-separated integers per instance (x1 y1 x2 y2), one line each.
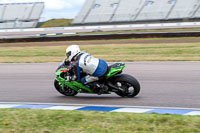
54 80 78 96
113 74 140 97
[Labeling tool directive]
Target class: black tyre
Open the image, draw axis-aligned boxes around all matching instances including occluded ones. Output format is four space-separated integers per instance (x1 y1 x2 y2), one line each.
54 80 78 96
113 74 140 97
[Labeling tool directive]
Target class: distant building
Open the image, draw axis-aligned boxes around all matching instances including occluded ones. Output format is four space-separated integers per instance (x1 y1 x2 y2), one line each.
0 2 44 29
73 0 200 25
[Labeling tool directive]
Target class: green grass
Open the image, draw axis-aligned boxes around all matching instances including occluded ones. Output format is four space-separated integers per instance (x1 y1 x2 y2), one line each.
0 43 200 63
37 19 73 28
0 109 200 133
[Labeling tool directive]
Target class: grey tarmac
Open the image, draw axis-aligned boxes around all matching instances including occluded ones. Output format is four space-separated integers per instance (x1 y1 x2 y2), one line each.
0 62 200 108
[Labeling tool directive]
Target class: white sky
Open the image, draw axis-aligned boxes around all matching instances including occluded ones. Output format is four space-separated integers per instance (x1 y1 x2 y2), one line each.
0 0 86 21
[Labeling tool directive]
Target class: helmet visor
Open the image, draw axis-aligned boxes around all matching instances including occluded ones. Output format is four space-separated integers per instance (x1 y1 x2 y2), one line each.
66 51 71 58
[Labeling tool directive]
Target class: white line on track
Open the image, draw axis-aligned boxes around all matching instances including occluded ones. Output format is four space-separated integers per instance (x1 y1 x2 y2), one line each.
0 102 200 111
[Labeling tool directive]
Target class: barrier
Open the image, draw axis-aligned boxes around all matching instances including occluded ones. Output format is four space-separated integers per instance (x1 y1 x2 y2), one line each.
0 21 200 33
1 31 200 43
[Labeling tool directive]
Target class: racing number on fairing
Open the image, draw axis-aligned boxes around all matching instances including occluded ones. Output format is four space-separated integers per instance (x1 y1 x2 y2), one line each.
84 55 91 66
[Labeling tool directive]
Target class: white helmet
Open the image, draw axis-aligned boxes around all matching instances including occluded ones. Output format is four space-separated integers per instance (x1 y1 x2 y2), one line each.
66 45 81 61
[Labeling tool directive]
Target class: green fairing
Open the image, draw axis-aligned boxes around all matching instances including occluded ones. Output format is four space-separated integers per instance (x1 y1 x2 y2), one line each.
71 81 93 93
105 64 125 79
55 68 94 93
55 68 68 76
55 63 125 94
55 68 68 89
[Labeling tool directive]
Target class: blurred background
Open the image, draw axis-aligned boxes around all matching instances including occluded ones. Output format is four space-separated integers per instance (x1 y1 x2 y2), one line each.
1 0 200 29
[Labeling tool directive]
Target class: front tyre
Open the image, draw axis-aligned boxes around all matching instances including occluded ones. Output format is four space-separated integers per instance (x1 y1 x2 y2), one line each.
113 74 140 97
54 80 78 96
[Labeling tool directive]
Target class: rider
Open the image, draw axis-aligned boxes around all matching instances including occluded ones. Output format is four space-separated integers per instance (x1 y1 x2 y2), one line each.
65 45 108 90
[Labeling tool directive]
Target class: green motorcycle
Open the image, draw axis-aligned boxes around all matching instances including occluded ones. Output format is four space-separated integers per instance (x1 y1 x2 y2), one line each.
54 62 140 97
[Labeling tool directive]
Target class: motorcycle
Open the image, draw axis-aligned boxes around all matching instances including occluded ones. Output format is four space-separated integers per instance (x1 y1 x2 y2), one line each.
54 62 140 97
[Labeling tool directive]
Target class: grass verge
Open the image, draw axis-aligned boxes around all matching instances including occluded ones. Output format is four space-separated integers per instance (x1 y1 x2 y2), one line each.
0 109 200 133
37 19 73 28
0 43 200 63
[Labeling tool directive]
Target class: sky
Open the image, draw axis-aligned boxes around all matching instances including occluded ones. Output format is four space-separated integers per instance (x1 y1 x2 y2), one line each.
0 0 86 21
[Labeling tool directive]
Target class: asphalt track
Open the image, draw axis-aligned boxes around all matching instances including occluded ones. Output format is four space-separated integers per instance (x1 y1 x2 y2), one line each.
0 62 200 109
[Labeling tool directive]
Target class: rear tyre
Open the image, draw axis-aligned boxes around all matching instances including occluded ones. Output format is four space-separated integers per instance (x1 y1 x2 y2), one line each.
113 74 140 97
54 80 78 96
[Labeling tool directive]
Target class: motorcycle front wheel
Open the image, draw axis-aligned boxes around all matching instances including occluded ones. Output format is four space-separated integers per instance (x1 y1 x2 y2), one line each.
54 80 78 96
113 74 140 97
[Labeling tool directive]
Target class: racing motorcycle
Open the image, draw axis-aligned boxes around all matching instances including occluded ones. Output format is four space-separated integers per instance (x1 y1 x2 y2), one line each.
54 62 140 97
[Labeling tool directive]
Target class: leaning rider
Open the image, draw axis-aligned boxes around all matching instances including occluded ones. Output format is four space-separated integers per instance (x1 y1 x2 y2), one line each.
65 45 108 91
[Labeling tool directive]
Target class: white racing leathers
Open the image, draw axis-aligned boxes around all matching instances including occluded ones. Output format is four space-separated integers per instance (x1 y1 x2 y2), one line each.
77 52 108 84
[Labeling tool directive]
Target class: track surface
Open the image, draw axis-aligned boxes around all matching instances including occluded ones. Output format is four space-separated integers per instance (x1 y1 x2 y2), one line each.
0 62 200 108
